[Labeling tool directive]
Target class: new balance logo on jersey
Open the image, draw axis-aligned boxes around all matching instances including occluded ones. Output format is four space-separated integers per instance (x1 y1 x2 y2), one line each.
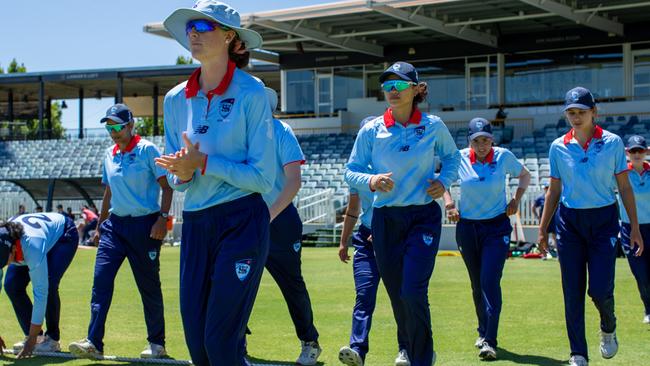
194 125 209 134
399 145 410 152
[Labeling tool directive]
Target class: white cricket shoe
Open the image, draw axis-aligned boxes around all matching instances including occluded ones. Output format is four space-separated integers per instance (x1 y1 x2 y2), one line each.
338 346 363 366
568 355 588 366
599 330 618 359
643 314 650 324
68 338 103 359
140 343 167 359
479 342 497 360
474 337 485 348
296 341 322 366
34 336 61 353
395 349 410 366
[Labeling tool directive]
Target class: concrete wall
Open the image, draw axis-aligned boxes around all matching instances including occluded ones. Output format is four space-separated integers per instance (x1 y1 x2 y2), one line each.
282 116 342 135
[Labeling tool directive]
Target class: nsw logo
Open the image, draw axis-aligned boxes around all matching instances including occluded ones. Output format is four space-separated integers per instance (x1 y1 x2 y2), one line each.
571 91 580 102
148 251 157 261
235 259 253 281
219 98 235 118
194 125 209 134
422 233 434 246
293 242 301 252
415 126 426 140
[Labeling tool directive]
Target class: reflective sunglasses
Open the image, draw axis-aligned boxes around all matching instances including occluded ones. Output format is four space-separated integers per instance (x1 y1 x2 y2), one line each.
105 123 129 133
185 19 230 35
381 80 416 93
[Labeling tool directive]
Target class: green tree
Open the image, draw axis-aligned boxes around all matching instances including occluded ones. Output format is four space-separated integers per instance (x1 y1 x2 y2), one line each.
8 58 26 73
0 64 4 74
18 103 65 139
134 117 164 136
176 55 194 65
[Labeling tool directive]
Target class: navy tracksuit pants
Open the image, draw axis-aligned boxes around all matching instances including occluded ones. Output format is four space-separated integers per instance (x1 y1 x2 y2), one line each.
349 224 407 361
556 203 619 360
87 213 165 352
456 214 512 348
266 203 318 342
4 217 78 341
180 193 270 366
620 223 650 316
372 201 442 366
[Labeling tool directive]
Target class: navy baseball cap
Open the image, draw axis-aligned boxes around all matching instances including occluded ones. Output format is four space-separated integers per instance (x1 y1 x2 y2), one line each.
379 62 419 84
100 104 133 124
468 117 493 141
0 227 12 269
564 87 596 111
627 135 647 150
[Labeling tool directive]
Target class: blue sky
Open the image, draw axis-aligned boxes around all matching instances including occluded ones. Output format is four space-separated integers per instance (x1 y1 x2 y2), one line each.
0 0 329 131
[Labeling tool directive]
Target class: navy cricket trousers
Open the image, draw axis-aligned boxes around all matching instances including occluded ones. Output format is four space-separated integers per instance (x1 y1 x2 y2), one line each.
349 224 407 361
620 223 650 316
556 203 619 360
456 213 512 348
180 193 270 366
266 203 319 342
87 213 165 352
372 201 442 366
4 216 78 341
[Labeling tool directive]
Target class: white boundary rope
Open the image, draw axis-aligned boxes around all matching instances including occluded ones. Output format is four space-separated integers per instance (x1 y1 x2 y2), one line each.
2 349 290 366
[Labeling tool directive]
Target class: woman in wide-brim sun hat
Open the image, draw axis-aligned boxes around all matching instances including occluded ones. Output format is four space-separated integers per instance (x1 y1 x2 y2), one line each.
163 1 262 51
155 1 276 365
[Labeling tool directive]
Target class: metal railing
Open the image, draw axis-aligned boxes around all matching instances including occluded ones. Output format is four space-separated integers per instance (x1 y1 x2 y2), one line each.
295 188 335 225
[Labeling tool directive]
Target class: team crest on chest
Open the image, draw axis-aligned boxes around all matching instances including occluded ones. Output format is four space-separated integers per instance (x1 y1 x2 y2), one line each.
148 251 157 260
594 140 604 153
293 242 301 252
219 98 235 118
414 126 426 140
235 259 253 281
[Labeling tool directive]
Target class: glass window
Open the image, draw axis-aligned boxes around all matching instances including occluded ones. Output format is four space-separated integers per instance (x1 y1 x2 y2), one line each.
505 50 623 105
634 52 650 98
416 60 465 111
333 67 363 111
365 64 385 102
285 70 315 114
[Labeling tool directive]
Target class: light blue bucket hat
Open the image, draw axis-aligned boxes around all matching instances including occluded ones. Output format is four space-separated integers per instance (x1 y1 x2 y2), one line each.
163 0 263 51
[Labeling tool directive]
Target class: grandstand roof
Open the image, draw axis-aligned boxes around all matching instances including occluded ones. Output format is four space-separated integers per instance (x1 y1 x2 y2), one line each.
145 0 650 68
0 63 279 110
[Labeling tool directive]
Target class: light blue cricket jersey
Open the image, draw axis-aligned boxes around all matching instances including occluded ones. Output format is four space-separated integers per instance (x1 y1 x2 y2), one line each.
10 213 66 325
457 147 523 220
619 162 650 224
262 119 305 207
345 109 460 208
163 61 276 211
550 126 628 209
102 135 165 217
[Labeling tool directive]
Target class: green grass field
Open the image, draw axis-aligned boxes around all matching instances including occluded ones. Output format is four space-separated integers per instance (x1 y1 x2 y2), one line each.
1 247 648 365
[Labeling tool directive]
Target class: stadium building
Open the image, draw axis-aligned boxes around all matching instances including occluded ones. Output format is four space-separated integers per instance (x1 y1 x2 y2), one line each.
2 0 650 245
